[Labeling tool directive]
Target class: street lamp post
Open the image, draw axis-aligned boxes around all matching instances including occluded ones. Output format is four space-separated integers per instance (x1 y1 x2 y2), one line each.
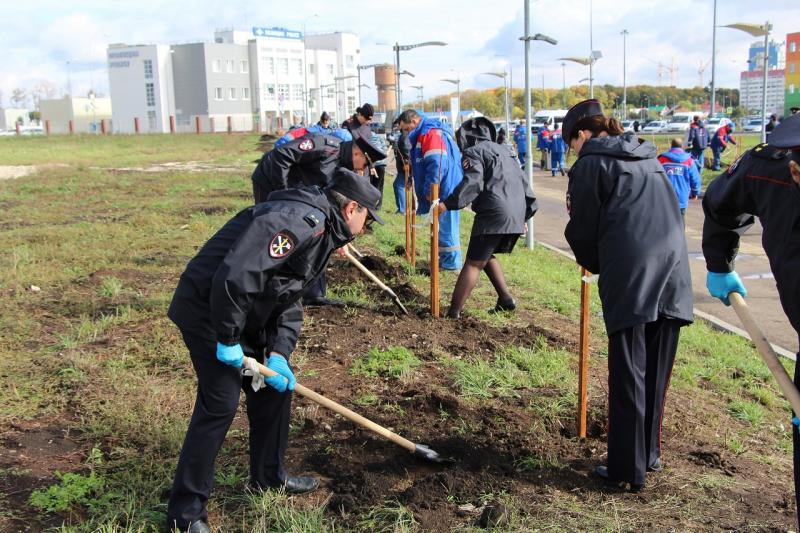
396 70 415 109
482 71 510 134
334 75 357 120
520 19 558 249
410 85 424 110
440 77 461 126
356 63 382 104
393 41 447 112
710 0 718 117
621 29 628 119
723 21 773 142
302 14 318 125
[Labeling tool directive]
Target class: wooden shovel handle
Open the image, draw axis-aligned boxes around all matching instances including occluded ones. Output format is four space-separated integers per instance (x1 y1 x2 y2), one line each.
343 249 397 297
243 356 416 453
729 292 800 416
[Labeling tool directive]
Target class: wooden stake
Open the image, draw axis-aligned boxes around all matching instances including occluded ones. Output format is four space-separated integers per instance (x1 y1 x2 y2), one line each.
410 177 417 268
430 183 440 317
404 164 411 263
578 267 591 438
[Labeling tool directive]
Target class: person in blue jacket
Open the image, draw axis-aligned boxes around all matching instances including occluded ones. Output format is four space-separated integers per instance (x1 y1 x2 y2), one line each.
537 125 551 170
657 138 702 217
399 109 464 271
710 120 737 171
274 112 351 148
513 122 527 167
548 123 567 176
686 116 709 171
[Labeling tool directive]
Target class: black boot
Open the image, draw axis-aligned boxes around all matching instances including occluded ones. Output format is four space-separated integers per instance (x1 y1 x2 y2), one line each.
594 465 643 492
284 475 319 494
488 298 516 314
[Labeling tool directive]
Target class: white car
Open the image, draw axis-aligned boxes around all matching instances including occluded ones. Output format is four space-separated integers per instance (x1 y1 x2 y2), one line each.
743 118 763 133
705 117 725 135
665 115 692 133
642 120 667 133
620 120 634 132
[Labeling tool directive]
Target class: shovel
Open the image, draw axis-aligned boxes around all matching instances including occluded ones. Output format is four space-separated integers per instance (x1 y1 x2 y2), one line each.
343 248 409 315
729 292 800 417
242 356 451 463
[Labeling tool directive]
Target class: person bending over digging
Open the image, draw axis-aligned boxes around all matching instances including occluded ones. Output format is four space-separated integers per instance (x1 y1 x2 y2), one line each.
431 117 537 319
165 170 382 533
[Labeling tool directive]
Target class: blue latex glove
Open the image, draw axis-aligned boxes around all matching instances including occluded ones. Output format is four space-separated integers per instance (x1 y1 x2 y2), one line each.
793 416 800 428
264 353 296 392
216 342 244 367
706 271 747 306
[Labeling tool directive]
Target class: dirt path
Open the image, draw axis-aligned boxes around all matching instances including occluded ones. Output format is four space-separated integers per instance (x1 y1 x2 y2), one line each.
0 166 35 180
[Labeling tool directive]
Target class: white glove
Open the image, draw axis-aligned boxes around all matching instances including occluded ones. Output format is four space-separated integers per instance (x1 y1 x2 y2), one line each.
241 356 266 391
424 199 441 226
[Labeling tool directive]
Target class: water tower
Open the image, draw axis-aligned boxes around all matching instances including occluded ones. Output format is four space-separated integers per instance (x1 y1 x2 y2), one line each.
375 64 397 112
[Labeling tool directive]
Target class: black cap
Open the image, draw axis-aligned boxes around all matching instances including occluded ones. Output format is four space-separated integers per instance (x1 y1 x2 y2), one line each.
562 99 604 143
357 103 375 119
351 125 387 163
768 113 800 149
327 168 384 225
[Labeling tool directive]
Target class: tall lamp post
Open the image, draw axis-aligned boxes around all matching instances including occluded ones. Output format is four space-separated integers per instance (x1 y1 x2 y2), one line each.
561 62 567 108
410 85 424 110
482 71 509 134
356 63 382 104
560 53 602 99
621 29 628 119
302 14 318 125
334 74 357 120
393 41 447 112
724 22 772 143
440 77 461 126
710 0 718 117
520 24 558 249
396 70 415 109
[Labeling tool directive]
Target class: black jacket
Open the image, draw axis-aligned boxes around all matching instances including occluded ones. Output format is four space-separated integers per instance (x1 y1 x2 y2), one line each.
444 122 537 235
393 131 412 176
168 187 353 358
251 134 348 195
702 143 800 333
564 133 693 335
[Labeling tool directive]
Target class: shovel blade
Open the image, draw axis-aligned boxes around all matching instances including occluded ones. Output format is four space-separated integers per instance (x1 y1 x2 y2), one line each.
413 443 454 464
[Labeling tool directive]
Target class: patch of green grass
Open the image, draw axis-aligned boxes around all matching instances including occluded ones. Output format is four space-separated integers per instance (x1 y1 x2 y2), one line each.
238 488 333 532
357 501 416 533
29 471 113 514
351 346 420 380
728 399 764 426
354 393 379 406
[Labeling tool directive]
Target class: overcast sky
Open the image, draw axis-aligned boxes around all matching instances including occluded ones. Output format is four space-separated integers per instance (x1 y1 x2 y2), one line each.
1 0 797 107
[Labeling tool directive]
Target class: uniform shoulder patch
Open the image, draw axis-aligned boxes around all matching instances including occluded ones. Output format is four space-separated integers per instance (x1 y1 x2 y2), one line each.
462 158 471 170
727 153 745 175
298 138 315 151
324 137 341 147
269 232 295 258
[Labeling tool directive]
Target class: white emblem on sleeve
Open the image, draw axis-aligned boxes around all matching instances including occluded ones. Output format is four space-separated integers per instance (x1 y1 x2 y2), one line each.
269 233 294 258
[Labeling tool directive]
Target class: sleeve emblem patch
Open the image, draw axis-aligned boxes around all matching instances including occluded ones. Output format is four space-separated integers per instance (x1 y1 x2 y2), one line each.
298 139 315 151
462 158 471 170
269 233 294 258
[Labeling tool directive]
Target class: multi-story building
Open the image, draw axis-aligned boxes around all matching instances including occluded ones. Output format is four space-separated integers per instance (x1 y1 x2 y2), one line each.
107 27 361 133
740 69 785 116
785 32 800 116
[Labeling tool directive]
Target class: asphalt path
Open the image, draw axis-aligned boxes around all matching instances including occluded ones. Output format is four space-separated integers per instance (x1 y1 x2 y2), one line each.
528 168 798 355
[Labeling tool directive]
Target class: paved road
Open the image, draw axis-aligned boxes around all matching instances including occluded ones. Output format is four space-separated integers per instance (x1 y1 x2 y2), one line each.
528 169 798 354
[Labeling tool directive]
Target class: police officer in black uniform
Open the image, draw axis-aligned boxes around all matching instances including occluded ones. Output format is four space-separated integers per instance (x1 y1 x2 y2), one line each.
251 127 386 306
702 113 800 527
562 100 694 491
166 170 383 533
434 117 537 318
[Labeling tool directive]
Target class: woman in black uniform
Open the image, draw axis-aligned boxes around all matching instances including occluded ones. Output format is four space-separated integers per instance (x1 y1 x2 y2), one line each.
562 100 694 491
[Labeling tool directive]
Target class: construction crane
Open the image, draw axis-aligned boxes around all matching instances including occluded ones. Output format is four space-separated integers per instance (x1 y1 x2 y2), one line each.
698 59 710 87
646 57 679 86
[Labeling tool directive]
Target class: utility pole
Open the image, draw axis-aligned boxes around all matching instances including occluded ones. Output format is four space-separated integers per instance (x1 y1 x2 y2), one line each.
710 0 718 116
621 29 628 119
524 0 534 248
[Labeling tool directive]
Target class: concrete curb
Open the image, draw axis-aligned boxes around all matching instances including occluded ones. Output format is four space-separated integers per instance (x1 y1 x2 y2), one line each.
534 241 796 362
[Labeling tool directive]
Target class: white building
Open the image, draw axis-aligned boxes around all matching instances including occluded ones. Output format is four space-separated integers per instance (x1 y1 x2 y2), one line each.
106 28 361 134
39 96 112 134
0 108 30 130
740 69 785 116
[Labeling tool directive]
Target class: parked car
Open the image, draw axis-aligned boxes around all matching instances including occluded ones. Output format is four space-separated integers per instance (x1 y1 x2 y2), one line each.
21 126 44 135
620 120 634 132
743 118 763 133
705 117 726 135
665 115 692 133
642 120 667 133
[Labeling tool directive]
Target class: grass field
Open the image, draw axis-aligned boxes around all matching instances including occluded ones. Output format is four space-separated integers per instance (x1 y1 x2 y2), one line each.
0 132 795 532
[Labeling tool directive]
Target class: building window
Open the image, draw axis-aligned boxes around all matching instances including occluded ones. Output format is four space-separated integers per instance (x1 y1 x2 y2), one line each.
791 84 796 94
292 84 303 100
346 55 354 68
226 60 235 73
212 59 221 73
308 63 315 75
791 63 796 74
278 84 290 99
327 64 334 75
242 87 250 100
264 84 275 100
264 57 275 75
277 58 289 75
347 96 356 113
229 87 237 100
792 42 797 53
147 110 156 130
241 60 249 73
144 59 153 79
291 58 302 75
145 82 155 107
346 79 356 91
214 87 223 100
326 86 334 97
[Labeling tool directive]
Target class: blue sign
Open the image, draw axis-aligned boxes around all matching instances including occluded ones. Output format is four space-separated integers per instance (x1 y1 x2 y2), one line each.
252 27 302 40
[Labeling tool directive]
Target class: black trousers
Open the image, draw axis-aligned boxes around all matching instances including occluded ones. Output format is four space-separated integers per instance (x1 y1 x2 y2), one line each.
166 330 292 529
370 166 386 210
606 317 681 486
794 352 800 529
